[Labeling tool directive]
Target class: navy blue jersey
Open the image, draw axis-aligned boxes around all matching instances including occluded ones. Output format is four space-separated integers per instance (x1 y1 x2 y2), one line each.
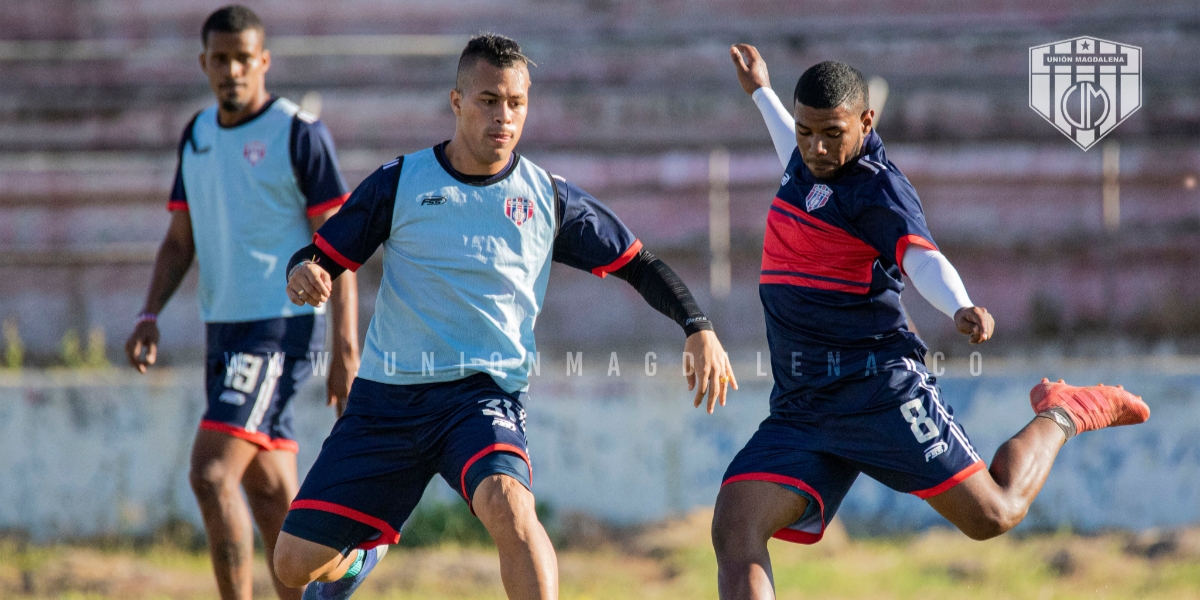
763 131 938 402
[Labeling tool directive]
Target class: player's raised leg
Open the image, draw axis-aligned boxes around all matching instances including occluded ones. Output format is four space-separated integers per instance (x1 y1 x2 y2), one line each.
189 430 267 600
243 449 303 600
712 481 808 600
926 379 1149 540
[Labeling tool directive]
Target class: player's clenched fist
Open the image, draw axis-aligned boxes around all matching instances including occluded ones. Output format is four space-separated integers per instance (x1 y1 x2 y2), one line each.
287 262 332 307
954 306 994 344
125 320 159 374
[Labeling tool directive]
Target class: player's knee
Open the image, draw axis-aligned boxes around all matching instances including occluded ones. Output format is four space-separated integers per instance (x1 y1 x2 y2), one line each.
473 475 537 537
188 461 237 502
272 537 320 588
711 500 765 560
962 502 1025 541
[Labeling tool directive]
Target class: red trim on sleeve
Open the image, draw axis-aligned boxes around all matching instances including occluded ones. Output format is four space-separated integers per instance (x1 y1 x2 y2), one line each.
459 443 532 512
289 499 400 550
911 460 986 499
722 472 827 545
590 239 643 278
895 234 938 276
167 200 189 212
314 232 362 272
306 193 351 218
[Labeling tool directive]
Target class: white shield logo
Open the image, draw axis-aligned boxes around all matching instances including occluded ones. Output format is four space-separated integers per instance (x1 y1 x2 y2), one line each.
805 184 832 212
1029 36 1141 151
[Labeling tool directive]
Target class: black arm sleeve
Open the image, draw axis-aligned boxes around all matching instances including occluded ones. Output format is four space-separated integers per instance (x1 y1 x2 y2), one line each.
286 243 346 282
611 249 714 337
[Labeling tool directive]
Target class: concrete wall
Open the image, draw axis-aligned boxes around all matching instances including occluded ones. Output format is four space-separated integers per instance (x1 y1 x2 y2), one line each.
1 356 1198 540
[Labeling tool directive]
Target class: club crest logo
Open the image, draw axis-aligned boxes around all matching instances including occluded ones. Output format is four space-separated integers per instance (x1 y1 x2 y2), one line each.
1029 36 1142 151
243 141 267 166
505 197 534 226
805 184 833 212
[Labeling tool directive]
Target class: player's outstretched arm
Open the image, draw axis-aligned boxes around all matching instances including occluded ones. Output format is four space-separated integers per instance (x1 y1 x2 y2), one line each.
610 251 738 412
731 43 796 168
125 211 195 373
901 246 994 344
552 176 736 410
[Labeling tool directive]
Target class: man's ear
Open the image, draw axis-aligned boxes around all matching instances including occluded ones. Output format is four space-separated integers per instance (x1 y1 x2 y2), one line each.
261 48 271 74
449 88 463 117
861 108 875 134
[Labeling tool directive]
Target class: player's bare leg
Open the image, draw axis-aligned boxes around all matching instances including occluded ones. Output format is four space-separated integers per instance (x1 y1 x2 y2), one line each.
927 379 1149 540
925 416 1065 539
273 533 362 587
189 430 265 600
473 474 558 600
712 481 809 600
242 449 303 600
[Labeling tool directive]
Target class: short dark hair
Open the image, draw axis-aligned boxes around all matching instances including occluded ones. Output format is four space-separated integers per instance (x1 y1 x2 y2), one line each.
455 34 533 89
793 61 869 111
201 5 264 47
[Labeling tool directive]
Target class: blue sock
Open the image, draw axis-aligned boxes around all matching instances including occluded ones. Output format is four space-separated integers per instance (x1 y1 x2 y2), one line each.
341 550 365 580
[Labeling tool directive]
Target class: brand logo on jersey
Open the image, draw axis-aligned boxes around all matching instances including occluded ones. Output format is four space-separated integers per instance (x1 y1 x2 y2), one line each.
805 184 833 212
420 195 447 205
243 141 267 166
505 197 534 226
924 440 948 462
1029 36 1142 151
780 173 791 186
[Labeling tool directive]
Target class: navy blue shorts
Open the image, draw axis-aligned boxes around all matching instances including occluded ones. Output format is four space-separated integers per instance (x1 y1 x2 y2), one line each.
281 373 533 555
722 352 984 544
201 315 324 452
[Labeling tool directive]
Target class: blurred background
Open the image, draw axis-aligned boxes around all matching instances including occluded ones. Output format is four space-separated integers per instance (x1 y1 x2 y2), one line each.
1 1 1199 597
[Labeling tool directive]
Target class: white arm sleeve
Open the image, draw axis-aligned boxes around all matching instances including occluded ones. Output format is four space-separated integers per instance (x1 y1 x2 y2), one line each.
751 87 797 169
902 246 974 319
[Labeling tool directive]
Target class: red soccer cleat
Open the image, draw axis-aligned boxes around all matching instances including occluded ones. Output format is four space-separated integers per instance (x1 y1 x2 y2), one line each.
1029 378 1150 434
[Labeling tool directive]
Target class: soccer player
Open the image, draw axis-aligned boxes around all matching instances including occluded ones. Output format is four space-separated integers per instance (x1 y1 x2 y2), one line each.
123 7 358 600
713 44 1150 600
270 34 736 600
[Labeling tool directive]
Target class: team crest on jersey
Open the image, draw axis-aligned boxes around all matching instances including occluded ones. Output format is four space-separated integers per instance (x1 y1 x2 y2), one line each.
243 141 267 166
805 184 833 212
505 197 534 226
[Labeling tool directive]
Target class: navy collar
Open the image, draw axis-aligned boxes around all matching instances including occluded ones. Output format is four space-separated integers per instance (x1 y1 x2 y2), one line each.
217 95 279 129
434 141 519 186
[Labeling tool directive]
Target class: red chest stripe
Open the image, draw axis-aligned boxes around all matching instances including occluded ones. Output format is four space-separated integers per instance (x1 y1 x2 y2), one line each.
761 198 879 294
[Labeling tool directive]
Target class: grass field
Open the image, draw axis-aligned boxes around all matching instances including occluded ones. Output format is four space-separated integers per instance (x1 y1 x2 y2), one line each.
4 510 1200 599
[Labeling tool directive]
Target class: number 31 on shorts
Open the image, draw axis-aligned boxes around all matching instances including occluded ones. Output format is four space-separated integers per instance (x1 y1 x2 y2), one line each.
899 398 939 443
